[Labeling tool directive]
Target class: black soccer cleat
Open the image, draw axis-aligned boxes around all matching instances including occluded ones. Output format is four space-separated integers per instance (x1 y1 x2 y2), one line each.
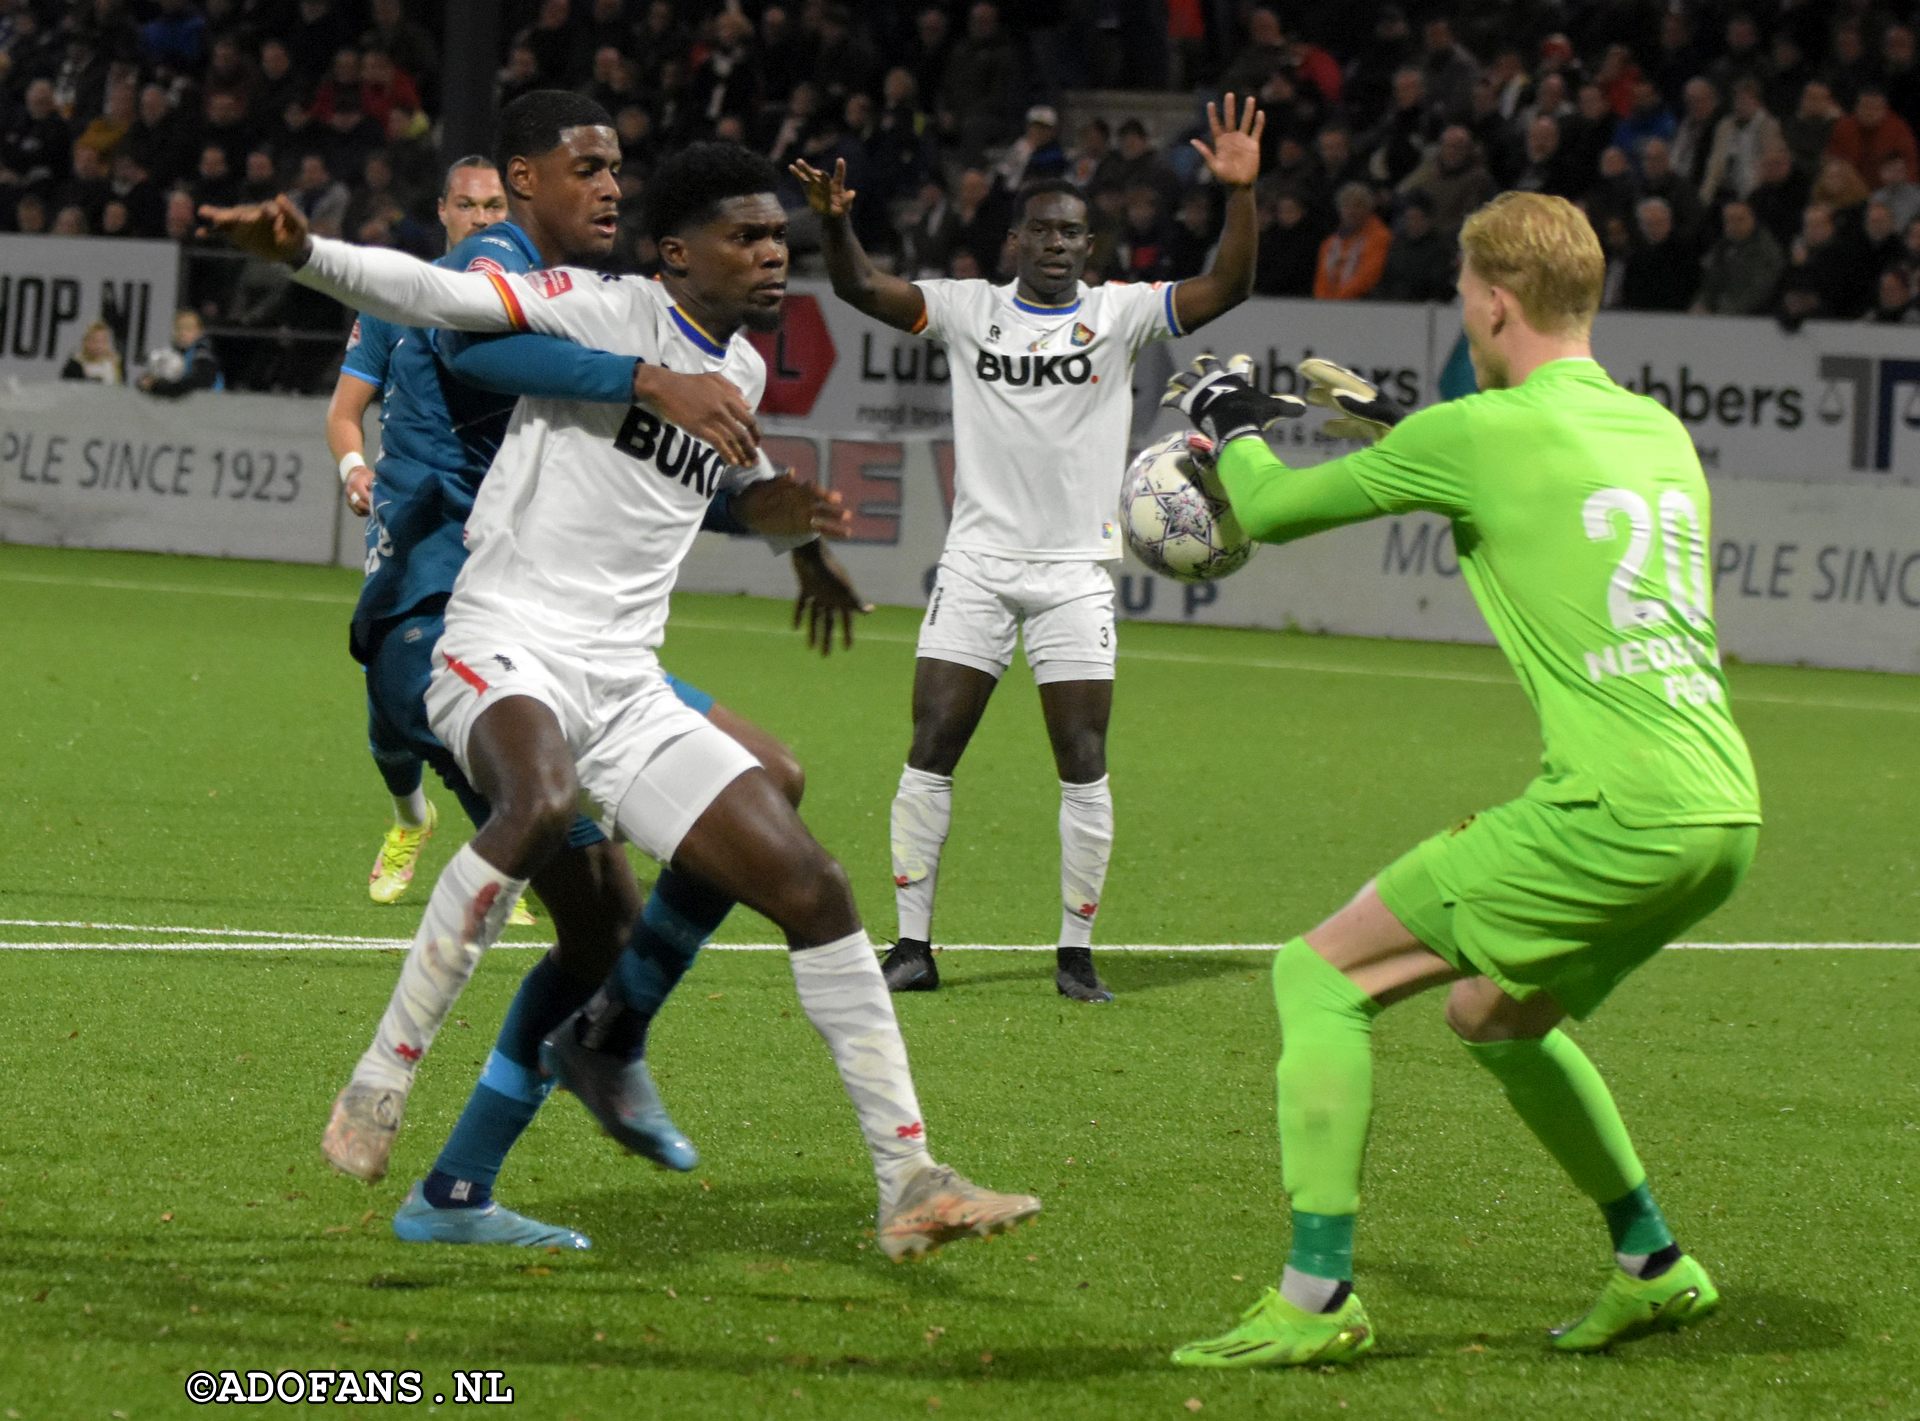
882 938 939 992
1055 947 1114 1003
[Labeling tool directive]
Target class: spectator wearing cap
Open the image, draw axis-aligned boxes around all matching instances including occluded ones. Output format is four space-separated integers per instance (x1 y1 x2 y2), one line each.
994 105 1066 193
1620 198 1700 310
1692 199 1786 314
1314 182 1391 300
1396 124 1494 239
1375 191 1453 301
1828 88 1919 190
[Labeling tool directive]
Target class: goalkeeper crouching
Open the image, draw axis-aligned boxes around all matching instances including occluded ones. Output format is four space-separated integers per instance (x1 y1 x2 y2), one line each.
1163 191 1761 1368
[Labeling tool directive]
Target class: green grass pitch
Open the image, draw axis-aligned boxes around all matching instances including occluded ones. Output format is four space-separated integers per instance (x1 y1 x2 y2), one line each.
1 543 1915 1420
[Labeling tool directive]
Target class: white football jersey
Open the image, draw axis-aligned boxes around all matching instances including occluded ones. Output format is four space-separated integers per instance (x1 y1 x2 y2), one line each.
450 271 767 665
914 277 1182 561
297 240 770 664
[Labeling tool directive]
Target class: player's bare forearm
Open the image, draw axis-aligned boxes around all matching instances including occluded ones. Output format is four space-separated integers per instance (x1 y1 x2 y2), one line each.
324 378 375 465
820 213 926 333
1215 439 1382 544
1172 185 1257 333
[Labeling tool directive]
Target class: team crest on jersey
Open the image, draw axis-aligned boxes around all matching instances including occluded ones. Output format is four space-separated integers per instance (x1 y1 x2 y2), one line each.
346 318 363 349
987 324 1001 342
1071 322 1095 346
466 255 506 276
530 269 573 299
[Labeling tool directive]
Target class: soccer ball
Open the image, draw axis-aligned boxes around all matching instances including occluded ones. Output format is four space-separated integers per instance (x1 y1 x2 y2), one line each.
145 347 185 383
1118 433 1256 583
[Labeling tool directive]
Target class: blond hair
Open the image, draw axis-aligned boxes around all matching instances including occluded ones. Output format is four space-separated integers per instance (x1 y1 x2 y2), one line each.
1458 191 1605 336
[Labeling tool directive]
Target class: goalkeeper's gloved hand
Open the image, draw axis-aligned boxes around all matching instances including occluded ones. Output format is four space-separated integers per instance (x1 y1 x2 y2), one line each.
1298 358 1404 444
1161 353 1305 448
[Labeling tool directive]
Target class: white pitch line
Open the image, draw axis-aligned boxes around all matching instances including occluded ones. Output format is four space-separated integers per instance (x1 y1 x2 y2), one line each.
5 567 1915 714
0 917 402 943
0 940 1914 953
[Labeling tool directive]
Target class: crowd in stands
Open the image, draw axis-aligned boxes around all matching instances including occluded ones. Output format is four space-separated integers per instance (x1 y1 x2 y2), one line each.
7 1 1920 390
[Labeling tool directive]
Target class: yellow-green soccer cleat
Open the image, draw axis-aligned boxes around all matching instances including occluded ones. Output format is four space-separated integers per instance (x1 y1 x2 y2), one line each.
505 894 537 928
1551 1255 1721 1353
1172 1288 1376 1368
368 801 438 905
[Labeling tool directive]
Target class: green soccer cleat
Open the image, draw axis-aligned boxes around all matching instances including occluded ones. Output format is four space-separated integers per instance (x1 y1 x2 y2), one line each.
392 1182 589 1249
1172 1288 1376 1368
368 801 437 905
1550 1255 1721 1353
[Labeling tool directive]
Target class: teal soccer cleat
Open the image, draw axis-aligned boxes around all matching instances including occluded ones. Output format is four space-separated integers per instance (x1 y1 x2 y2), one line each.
539 1020 699 1172
392 1182 590 1249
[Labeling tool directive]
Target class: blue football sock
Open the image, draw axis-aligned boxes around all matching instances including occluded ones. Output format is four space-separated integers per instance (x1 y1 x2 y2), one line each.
428 953 593 1207
590 870 733 1058
371 746 424 801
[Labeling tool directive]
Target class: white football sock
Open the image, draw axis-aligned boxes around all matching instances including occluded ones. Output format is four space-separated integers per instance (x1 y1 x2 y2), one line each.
1058 775 1113 948
1281 1265 1348 1314
353 843 526 1093
392 786 431 829
890 765 952 942
789 929 935 1209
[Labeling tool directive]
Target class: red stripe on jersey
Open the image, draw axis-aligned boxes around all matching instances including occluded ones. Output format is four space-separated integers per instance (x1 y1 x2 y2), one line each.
484 271 529 331
445 655 490 693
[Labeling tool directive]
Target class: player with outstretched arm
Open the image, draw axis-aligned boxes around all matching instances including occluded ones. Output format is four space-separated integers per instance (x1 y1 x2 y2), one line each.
299 95 869 1248
791 95 1265 1003
1159 191 1761 1366
203 141 1042 1261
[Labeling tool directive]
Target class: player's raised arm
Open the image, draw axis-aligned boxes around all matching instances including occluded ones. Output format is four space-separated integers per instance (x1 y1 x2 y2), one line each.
790 158 928 334
1170 94 1264 334
201 196 538 334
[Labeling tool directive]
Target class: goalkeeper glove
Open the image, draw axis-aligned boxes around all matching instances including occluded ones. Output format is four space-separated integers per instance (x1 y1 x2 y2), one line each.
1162 353 1305 448
1297 358 1404 443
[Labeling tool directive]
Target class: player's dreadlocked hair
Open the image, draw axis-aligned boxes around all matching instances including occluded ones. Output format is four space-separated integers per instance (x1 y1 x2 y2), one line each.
646 142 782 244
493 90 615 172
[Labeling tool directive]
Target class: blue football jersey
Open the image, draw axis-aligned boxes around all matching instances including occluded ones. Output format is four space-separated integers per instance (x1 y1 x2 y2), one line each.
347 223 544 633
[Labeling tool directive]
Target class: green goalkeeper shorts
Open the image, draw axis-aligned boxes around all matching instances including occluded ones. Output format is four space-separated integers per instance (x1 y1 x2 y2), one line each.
1376 796 1759 1020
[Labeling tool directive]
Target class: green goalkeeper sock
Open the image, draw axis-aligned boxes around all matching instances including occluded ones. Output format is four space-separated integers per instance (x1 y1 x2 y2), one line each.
1464 1030 1676 1267
1271 938 1381 1293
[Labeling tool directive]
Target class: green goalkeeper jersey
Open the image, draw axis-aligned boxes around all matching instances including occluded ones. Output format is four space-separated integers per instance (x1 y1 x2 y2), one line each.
1217 357 1760 828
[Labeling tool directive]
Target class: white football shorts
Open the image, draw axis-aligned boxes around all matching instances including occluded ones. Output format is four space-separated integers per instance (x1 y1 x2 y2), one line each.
916 549 1117 684
424 626 758 863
